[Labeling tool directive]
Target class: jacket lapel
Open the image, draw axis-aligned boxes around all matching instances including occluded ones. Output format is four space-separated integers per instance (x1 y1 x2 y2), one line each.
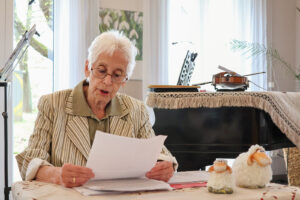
65 115 91 160
108 94 134 137
109 116 134 138
65 92 91 160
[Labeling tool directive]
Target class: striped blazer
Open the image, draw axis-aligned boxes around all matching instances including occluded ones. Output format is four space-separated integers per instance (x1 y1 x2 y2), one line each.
16 89 177 180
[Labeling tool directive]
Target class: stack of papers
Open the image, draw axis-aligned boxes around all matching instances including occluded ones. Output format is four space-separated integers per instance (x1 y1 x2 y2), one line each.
75 178 172 196
75 131 171 196
168 171 209 189
168 171 209 184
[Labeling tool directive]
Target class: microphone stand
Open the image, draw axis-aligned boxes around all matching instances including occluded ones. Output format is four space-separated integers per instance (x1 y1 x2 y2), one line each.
0 82 9 200
0 25 36 200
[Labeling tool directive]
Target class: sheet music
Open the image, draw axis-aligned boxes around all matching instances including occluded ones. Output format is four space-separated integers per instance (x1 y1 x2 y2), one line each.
76 132 169 196
86 131 167 180
0 25 36 81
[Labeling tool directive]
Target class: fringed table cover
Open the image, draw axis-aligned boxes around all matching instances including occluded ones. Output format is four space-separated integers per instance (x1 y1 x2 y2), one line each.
146 91 300 149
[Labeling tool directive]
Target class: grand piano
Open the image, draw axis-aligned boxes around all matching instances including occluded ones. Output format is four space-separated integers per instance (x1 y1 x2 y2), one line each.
147 91 299 172
153 106 294 171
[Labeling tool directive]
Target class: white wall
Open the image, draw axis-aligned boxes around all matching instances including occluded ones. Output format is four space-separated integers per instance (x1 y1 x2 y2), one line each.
99 0 144 100
0 0 13 199
296 0 300 91
270 0 297 91
100 0 143 11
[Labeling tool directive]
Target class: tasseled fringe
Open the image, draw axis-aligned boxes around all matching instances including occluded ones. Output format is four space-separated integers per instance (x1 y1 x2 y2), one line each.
147 92 272 109
146 91 300 149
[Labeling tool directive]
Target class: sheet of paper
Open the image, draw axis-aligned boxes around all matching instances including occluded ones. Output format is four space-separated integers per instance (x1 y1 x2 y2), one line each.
83 178 172 192
86 131 167 180
74 187 123 196
168 171 209 184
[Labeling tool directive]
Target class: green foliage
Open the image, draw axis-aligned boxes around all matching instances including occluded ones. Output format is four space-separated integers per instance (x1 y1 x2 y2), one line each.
99 8 143 60
230 39 300 81
38 0 53 30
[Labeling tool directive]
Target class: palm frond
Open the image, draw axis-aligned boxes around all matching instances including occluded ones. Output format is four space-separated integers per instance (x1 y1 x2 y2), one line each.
230 39 300 81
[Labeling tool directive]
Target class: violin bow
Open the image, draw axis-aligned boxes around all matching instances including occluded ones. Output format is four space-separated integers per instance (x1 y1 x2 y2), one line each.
218 65 242 76
192 70 265 86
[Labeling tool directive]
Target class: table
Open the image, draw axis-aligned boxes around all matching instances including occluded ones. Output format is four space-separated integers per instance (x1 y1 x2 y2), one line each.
12 181 300 200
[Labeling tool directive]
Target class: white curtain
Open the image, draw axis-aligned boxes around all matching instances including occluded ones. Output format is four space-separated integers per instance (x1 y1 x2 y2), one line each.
142 0 169 98
249 0 268 91
168 0 268 91
53 0 100 91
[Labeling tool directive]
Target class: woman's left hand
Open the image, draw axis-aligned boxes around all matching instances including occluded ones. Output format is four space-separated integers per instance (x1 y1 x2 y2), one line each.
145 161 174 182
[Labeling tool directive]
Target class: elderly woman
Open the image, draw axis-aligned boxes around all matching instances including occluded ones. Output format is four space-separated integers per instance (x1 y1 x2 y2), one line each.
16 31 177 188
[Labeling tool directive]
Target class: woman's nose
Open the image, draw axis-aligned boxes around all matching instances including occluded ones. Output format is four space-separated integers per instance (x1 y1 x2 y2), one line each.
103 74 113 85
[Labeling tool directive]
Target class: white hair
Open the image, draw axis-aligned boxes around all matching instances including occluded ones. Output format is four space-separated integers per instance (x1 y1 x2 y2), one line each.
87 30 137 78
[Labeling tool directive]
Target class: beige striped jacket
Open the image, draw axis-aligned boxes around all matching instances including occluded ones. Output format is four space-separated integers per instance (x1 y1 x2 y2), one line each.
16 89 177 180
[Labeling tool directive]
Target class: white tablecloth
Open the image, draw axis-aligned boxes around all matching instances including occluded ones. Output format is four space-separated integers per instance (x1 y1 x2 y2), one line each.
12 181 300 200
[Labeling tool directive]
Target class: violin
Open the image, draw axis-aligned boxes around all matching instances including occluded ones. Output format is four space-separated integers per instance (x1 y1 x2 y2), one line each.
192 68 265 91
212 72 249 91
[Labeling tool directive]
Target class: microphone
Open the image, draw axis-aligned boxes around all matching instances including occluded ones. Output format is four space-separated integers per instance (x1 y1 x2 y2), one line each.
171 41 193 45
28 0 35 5
35 31 40 37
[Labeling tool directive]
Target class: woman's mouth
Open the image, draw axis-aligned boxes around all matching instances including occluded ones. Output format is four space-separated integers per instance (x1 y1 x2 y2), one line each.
100 89 109 95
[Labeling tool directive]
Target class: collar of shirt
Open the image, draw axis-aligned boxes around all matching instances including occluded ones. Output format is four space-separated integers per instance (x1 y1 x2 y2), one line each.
71 80 123 120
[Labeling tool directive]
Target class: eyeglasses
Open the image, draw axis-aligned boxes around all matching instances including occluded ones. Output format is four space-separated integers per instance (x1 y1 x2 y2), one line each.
91 67 128 83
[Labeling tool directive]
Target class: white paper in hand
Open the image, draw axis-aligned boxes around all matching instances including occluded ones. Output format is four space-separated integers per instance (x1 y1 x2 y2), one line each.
86 131 167 180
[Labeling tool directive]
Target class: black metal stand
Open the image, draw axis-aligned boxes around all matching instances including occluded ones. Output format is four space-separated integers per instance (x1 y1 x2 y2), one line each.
1 82 11 200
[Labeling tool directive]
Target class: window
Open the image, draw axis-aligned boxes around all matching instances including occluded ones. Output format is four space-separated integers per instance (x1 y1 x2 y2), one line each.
168 0 267 91
13 0 53 181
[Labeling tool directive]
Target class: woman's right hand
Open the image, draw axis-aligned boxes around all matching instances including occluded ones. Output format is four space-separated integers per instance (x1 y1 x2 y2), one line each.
59 163 95 187
36 164 94 187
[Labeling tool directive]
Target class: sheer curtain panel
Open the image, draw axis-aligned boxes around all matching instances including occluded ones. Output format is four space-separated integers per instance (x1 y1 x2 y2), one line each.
168 0 268 91
54 0 100 91
142 0 169 98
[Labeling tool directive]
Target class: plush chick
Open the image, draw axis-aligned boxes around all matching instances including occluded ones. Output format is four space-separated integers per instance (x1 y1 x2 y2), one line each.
207 159 234 194
232 145 272 188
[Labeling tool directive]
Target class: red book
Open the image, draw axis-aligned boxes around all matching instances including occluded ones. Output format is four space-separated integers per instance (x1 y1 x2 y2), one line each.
170 182 207 189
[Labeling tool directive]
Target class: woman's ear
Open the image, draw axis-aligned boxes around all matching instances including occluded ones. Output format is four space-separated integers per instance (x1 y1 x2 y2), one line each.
85 60 90 77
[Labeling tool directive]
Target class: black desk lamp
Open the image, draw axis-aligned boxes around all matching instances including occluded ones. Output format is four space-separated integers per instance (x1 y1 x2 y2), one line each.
0 24 36 200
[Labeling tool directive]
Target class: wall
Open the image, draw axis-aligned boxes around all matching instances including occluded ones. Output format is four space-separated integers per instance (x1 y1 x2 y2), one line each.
296 0 300 91
0 0 13 199
99 0 144 100
270 0 297 91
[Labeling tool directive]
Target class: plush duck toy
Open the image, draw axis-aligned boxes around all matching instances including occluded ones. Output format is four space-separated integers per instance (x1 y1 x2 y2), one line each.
207 159 234 194
232 144 272 188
